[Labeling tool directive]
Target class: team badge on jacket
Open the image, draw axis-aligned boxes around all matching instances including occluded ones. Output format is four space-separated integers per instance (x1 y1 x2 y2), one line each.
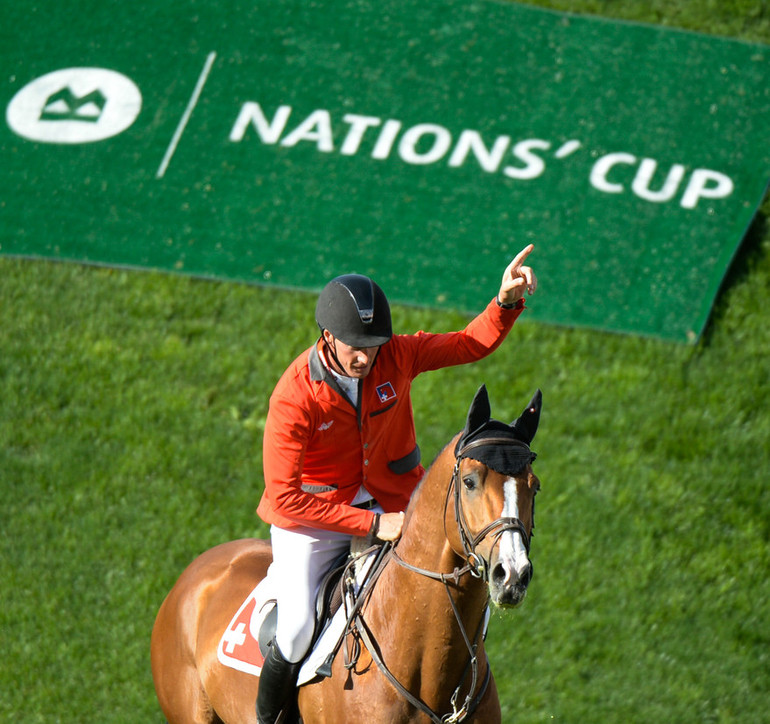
376 382 397 403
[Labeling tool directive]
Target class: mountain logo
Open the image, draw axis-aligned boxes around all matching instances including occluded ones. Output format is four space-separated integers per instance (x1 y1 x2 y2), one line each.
39 87 108 123
6 67 142 144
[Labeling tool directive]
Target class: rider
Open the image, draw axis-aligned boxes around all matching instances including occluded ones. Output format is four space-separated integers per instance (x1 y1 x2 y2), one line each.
255 245 537 724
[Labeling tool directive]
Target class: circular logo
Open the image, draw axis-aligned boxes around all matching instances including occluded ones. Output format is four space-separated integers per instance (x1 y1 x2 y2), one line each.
6 67 142 144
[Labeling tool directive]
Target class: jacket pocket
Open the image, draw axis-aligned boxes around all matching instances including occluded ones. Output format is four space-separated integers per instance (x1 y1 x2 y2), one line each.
369 400 397 418
387 445 421 475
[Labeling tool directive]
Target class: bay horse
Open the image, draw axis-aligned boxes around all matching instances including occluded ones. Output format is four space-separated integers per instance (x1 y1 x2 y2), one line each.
151 385 542 723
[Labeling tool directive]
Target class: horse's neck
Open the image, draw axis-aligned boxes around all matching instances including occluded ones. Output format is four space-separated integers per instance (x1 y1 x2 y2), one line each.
380 443 489 632
359 443 489 702
398 462 459 579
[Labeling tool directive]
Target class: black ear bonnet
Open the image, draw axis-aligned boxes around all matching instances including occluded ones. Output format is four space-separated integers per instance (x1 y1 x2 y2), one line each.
454 385 541 476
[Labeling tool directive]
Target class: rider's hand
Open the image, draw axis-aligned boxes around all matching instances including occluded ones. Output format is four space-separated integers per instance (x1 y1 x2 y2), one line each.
375 512 405 541
497 244 537 305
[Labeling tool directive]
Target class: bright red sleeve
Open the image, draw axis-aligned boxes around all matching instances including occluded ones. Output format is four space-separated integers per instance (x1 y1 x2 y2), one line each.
260 391 375 536
404 297 525 375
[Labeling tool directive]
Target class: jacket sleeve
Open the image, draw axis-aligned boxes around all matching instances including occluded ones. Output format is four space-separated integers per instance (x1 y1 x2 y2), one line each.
262 391 376 536
404 297 525 375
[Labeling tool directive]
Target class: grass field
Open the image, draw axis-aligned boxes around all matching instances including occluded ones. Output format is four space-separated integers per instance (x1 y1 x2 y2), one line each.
2 1 769 722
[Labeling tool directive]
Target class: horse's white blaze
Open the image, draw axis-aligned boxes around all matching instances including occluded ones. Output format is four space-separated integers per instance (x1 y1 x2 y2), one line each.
499 478 530 583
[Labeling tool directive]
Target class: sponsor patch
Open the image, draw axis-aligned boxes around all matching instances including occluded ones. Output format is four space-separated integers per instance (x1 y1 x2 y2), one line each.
376 382 396 403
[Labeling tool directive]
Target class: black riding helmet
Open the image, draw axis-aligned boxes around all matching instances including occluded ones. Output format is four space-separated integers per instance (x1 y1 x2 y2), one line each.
315 274 392 347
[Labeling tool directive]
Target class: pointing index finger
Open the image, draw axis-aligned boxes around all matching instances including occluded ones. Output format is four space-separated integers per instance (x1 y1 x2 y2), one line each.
511 244 534 270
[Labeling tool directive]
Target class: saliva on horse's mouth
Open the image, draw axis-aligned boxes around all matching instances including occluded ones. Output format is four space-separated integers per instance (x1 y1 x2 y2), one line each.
493 591 527 609
490 578 529 609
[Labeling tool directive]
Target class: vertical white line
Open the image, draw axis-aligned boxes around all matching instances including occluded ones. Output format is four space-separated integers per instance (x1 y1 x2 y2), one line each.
502 478 528 572
502 479 520 520
156 51 217 178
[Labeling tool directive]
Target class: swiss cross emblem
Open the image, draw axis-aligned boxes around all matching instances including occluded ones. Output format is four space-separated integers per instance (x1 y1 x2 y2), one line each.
216 591 266 675
376 382 396 403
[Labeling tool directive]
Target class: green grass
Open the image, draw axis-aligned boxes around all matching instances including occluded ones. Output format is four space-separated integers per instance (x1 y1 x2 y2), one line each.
3 1 770 722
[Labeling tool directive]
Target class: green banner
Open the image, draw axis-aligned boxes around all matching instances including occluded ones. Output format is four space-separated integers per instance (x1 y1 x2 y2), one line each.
2 1 769 341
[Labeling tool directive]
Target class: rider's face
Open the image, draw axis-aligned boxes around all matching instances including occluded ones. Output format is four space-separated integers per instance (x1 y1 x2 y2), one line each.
323 331 380 378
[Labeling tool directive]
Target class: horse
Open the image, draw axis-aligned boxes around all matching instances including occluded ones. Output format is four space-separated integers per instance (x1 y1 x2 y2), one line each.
151 384 542 723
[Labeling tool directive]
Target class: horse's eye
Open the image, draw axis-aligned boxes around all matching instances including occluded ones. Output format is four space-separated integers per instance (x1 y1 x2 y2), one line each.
462 475 477 491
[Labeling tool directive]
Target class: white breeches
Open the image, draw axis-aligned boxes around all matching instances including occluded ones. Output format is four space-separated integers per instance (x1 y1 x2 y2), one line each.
268 513 382 663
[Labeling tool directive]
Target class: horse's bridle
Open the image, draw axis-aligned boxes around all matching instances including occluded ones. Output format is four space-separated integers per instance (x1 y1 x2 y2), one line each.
353 436 537 724
449 435 535 579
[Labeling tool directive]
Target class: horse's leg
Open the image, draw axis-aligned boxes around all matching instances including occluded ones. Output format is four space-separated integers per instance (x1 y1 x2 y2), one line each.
151 586 221 724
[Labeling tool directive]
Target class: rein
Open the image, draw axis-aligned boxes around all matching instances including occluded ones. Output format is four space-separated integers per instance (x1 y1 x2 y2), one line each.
346 436 534 724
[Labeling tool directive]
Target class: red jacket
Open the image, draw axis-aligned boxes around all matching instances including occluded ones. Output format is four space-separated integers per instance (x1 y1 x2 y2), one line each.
257 297 525 536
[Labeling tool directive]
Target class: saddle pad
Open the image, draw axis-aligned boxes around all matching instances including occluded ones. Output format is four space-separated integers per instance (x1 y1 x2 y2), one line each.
216 546 379 685
216 577 276 677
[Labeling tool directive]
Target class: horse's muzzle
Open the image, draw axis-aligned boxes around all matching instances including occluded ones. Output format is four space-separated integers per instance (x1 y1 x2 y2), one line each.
489 560 532 608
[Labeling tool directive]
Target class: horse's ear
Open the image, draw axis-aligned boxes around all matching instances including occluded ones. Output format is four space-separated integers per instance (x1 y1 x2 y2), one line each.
463 384 491 438
510 389 542 445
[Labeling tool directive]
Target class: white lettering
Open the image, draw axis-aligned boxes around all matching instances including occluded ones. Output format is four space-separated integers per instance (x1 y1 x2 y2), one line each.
229 102 292 143
632 159 686 203
340 114 382 155
590 152 637 193
681 169 735 209
371 119 403 159
554 140 582 158
280 109 334 152
398 123 452 165
503 139 551 180
228 102 736 212
448 130 511 173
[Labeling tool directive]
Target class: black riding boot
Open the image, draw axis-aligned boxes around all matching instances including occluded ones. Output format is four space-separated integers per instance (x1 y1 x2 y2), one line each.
256 639 302 724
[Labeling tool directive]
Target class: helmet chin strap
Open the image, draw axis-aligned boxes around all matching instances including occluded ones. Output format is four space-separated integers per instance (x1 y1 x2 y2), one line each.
321 333 348 377
321 331 380 378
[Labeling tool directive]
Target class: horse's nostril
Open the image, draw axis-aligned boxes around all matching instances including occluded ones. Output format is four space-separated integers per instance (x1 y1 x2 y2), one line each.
491 562 508 586
492 561 533 589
